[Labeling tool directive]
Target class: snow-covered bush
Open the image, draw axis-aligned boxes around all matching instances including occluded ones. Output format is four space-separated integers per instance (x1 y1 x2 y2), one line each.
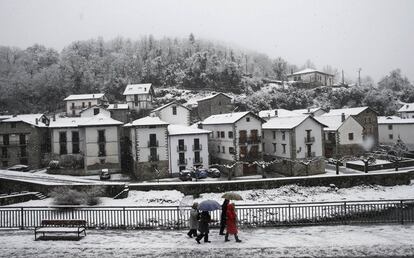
51 186 103 206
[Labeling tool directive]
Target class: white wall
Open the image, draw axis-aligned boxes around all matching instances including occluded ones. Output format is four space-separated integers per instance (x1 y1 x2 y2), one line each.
379 123 414 150
133 126 168 162
66 99 99 116
153 104 190 126
80 107 110 117
235 114 263 158
295 118 324 159
263 129 292 158
203 124 235 161
168 133 209 174
51 128 81 155
338 117 364 145
84 126 120 166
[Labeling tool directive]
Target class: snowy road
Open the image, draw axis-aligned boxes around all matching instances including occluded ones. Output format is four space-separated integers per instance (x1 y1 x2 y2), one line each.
1 224 414 257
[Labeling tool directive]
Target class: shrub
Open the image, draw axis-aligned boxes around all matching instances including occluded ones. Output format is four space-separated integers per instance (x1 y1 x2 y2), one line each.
50 186 103 206
48 160 60 170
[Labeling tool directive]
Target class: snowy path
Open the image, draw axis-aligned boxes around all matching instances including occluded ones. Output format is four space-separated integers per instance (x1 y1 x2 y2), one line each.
1 224 414 257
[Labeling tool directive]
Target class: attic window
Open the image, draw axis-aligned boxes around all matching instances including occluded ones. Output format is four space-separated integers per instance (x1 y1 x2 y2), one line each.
172 106 177 115
246 117 250 122
144 88 146 91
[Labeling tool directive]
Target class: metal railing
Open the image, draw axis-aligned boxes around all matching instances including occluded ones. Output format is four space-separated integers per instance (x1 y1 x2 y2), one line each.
177 145 187 152
1 199 412 229
192 144 202 151
177 158 187 165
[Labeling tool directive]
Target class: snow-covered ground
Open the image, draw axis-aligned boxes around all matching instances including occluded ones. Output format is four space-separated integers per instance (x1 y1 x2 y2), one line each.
1 224 414 257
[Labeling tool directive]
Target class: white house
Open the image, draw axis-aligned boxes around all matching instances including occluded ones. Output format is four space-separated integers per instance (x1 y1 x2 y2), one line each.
262 115 326 176
397 103 414 119
79 105 111 118
315 115 364 157
287 68 334 87
64 93 108 117
49 114 123 174
258 109 301 120
150 101 191 126
200 111 263 176
123 83 154 112
167 124 210 174
125 116 169 180
378 116 414 151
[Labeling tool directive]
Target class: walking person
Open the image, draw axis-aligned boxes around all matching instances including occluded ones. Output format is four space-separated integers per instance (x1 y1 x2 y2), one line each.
187 202 199 238
219 199 229 235
225 203 242 242
195 211 211 244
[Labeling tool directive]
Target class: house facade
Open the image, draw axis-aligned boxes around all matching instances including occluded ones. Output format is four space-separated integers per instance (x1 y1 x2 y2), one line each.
49 115 123 175
200 111 263 176
197 93 234 121
167 125 210 175
125 116 169 180
123 83 154 113
287 69 334 87
262 116 326 176
0 114 50 169
107 104 129 123
397 103 414 119
150 101 191 126
79 105 111 118
378 116 414 151
64 93 108 117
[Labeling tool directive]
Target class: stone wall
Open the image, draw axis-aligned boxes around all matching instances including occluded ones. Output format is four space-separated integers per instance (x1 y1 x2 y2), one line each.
264 158 325 176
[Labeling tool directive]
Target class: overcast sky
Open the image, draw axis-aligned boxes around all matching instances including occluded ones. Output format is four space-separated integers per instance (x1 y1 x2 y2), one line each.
1 0 413 82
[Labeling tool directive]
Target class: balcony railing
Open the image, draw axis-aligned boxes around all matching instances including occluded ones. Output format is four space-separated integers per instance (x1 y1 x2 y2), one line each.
177 145 187 152
305 136 315 144
192 144 202 151
177 158 187 165
148 154 159 162
193 157 203 165
148 140 159 148
0 140 28 146
248 136 261 144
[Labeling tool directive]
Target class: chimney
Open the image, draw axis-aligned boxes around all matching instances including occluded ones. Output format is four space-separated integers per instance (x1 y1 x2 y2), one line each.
144 88 147 91
35 118 38 125
341 113 345 122
307 108 310 113
93 94 95 98
274 110 278 117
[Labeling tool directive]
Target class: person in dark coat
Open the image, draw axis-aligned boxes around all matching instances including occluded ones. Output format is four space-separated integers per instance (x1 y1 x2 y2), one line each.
187 202 199 238
195 211 211 244
225 203 241 242
219 199 229 235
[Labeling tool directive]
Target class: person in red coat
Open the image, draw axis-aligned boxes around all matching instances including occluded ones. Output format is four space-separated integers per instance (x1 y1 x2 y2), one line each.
225 203 242 242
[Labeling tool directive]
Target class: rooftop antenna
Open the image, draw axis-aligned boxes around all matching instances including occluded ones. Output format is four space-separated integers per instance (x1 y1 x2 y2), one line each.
230 106 239 116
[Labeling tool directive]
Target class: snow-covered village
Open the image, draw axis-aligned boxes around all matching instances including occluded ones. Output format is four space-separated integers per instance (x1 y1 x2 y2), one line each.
1 0 414 257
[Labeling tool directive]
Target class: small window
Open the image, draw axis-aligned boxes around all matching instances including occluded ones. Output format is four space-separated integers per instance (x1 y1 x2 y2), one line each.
273 143 276 152
217 131 220 138
282 144 286 154
222 146 225 153
389 134 393 140
88 102 91 107
229 147 235 154
221 131 225 138
93 108 100 115
388 125 393 130
82 102 85 108
217 146 220 153
172 106 177 115
246 117 250 122
282 131 286 141
228 131 233 138
348 133 354 140
72 110 75 116
272 131 276 139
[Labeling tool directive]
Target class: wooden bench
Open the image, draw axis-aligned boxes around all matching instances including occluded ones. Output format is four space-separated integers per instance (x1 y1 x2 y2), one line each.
34 219 87 240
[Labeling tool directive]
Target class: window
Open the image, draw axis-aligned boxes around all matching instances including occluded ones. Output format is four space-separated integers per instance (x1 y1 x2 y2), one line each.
229 147 235 154
72 131 80 154
3 134 9 145
221 131 225 138
193 138 200 150
282 131 286 141
88 102 91 107
194 151 201 163
217 131 220 138
150 148 158 161
82 102 85 108
178 139 185 151
71 102 75 109
93 108 100 115
388 125 393 130
59 132 67 155
272 131 276 139
348 133 354 140
222 146 225 153
282 144 286 154
273 143 277 152
11 123 16 128
149 134 157 147
134 95 138 106
20 146 27 157
217 145 220 153
172 106 177 115
98 130 106 143
19 134 26 145
1 147 7 158
72 110 75 116
98 142 106 157
228 131 233 139
246 117 250 122
389 134 393 140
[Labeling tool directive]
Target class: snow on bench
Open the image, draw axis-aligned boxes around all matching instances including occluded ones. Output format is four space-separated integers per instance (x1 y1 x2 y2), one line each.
34 219 87 240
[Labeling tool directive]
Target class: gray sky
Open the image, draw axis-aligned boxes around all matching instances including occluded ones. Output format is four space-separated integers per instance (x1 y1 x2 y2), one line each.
1 0 413 82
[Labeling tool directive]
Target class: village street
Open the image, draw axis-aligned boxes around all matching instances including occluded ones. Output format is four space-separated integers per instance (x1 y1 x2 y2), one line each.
1 224 413 257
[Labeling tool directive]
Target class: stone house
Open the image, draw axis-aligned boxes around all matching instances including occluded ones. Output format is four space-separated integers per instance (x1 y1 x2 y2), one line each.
150 101 191 126
200 111 263 176
287 68 334 87
262 115 326 176
378 116 414 151
0 114 50 169
49 115 123 175
167 124 210 175
123 83 154 113
64 93 108 117
125 116 169 180
197 93 233 121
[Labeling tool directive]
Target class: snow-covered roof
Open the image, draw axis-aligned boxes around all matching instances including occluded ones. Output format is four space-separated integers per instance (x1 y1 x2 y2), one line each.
196 93 232 102
0 115 12 121
151 101 190 113
64 93 105 101
398 103 414 113
168 124 210 136
288 68 333 77
49 115 122 128
292 107 322 115
263 115 326 130
125 116 169 127
202 111 252 125
378 116 414 125
107 104 129 110
258 109 301 119
123 83 152 95
79 105 108 114
315 115 344 131
2 114 48 127
322 107 369 117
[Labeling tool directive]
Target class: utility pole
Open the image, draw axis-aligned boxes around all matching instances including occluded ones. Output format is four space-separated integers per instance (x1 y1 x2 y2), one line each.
342 70 344 85
245 55 248 75
358 68 362 86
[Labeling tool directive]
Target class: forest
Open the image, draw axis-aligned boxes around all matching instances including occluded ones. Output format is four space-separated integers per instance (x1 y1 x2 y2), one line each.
0 34 413 116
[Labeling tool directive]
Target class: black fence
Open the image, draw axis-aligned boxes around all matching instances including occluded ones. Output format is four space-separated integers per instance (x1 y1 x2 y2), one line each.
1 199 413 229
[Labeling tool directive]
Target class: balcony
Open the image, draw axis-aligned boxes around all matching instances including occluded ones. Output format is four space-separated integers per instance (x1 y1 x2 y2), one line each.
0 140 28 146
304 136 315 144
238 138 247 145
177 158 187 165
177 145 187 152
192 144 202 151
248 136 261 144
193 157 203 165
148 140 159 148
148 154 159 162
